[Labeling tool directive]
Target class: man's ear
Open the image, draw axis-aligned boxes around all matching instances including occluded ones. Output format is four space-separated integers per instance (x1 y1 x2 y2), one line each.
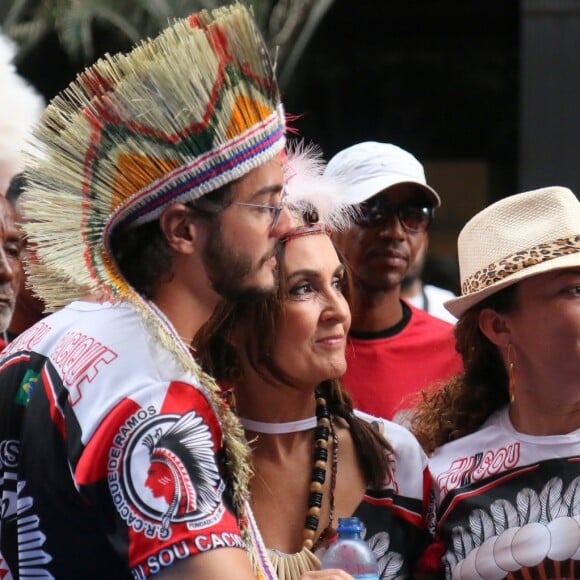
159 203 198 254
478 307 511 348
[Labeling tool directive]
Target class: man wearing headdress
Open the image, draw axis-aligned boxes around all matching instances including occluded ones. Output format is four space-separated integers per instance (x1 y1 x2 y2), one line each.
0 5 305 578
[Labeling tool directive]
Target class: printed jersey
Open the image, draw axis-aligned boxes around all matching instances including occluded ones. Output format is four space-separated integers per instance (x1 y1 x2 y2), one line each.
429 407 580 579
342 303 463 421
0 301 243 579
349 411 430 579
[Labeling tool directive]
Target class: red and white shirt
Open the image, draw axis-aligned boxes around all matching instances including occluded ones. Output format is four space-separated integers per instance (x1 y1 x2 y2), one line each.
0 301 243 579
429 407 580 579
343 302 463 421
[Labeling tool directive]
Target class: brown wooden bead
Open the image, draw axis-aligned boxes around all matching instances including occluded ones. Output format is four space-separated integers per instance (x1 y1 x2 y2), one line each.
300 392 337 553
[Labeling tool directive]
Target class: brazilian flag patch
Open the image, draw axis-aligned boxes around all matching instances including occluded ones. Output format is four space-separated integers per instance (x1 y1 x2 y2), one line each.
14 369 40 407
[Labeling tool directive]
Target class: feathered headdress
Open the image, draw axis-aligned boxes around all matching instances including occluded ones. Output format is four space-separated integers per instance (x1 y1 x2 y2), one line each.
22 3 285 311
285 140 358 230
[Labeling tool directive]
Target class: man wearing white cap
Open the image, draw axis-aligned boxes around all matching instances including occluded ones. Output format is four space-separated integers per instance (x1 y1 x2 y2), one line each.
325 141 463 421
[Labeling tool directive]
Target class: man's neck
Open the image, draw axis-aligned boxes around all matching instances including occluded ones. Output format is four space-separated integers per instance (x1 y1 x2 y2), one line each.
153 284 219 345
400 277 422 301
8 297 44 337
349 286 404 333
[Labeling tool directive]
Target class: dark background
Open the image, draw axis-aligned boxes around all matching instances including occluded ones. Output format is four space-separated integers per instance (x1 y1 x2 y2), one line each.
283 0 519 201
23 0 580 287
16 1 520 200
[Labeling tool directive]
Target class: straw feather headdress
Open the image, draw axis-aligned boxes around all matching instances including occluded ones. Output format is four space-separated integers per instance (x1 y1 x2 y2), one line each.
22 3 285 311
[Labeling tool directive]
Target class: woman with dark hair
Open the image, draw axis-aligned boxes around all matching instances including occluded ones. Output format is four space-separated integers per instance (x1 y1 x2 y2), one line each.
412 186 580 579
197 221 430 580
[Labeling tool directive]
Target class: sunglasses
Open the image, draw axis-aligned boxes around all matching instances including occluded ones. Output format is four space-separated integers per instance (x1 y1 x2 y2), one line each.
356 198 434 233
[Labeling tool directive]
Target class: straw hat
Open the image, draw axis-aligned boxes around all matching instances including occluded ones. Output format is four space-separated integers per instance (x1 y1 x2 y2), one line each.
445 186 580 317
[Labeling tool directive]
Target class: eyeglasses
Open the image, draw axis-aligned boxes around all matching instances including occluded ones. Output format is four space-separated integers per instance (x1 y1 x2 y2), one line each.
231 192 288 231
356 198 433 233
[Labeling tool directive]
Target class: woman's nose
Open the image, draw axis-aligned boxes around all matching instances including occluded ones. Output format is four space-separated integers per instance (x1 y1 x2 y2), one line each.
321 290 350 324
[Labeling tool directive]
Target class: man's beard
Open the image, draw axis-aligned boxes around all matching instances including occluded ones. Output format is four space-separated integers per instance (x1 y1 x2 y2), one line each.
202 223 278 301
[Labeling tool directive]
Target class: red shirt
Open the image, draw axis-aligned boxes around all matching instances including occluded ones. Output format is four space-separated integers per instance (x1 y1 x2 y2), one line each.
342 302 463 420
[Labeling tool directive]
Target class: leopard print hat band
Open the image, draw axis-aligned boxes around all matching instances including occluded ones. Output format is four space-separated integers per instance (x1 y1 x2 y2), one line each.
445 186 580 318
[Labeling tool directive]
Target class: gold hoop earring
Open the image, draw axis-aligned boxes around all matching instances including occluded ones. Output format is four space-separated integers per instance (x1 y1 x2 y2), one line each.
507 343 516 404
222 387 237 412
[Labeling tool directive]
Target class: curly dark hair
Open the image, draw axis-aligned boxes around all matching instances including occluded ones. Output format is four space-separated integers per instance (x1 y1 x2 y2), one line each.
109 185 232 299
411 284 519 455
196 238 393 489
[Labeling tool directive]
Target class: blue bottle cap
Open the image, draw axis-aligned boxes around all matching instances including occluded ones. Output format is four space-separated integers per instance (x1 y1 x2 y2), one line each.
337 517 364 533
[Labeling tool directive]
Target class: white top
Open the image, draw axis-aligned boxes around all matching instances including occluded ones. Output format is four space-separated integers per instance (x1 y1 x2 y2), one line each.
406 284 457 324
428 406 580 579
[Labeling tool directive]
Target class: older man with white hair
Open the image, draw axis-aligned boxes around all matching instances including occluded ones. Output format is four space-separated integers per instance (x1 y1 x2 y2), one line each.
0 194 23 348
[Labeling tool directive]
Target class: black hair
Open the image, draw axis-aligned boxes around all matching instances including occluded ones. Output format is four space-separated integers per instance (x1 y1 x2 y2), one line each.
110 184 232 298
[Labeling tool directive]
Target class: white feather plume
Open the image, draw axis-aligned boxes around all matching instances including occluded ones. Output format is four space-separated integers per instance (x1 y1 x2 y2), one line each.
0 33 45 194
284 139 358 231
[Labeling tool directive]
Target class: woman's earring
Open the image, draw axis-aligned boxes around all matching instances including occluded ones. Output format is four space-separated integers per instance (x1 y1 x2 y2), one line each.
507 343 516 404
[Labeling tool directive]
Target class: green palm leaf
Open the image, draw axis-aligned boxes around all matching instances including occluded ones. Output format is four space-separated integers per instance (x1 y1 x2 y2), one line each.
0 0 334 87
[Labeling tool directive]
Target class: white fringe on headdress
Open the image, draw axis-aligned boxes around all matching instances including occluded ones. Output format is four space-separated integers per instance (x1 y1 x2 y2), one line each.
285 139 357 230
0 34 44 194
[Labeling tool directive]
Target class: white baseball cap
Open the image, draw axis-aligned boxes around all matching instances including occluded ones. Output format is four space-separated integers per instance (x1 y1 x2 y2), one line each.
324 141 441 207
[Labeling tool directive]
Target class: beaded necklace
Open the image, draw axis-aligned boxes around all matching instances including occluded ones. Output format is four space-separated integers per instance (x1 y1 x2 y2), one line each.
303 390 337 551
265 389 338 579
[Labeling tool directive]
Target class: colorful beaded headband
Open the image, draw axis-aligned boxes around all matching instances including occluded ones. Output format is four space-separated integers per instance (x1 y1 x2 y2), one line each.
282 222 333 244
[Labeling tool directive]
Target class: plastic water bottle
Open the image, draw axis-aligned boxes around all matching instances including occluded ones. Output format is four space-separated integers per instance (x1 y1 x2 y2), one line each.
320 517 379 579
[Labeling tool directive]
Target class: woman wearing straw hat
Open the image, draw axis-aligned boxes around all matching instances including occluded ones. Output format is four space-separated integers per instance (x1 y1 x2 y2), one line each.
411 186 580 579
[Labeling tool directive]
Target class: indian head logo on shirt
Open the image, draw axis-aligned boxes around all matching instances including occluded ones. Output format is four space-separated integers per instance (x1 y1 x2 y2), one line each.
108 408 225 540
